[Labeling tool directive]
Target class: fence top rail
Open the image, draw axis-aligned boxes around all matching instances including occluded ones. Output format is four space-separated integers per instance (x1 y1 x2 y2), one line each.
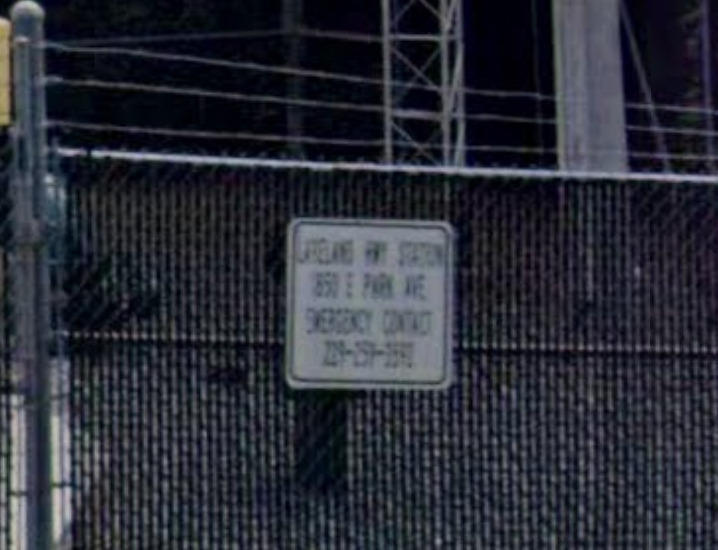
56 146 718 186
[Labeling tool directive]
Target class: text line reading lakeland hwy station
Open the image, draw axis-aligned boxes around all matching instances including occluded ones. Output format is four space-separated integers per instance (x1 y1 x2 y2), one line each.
297 238 445 268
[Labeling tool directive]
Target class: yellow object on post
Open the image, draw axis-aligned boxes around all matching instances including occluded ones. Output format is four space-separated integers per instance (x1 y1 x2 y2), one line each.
0 18 10 127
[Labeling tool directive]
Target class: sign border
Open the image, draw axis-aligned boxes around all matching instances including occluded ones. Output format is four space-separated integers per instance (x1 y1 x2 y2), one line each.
285 217 454 391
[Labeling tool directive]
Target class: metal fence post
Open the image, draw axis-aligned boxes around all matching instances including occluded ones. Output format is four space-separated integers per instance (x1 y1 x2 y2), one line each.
294 392 348 494
10 2 52 549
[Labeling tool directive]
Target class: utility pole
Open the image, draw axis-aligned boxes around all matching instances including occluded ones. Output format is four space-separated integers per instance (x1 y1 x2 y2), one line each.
552 0 627 172
10 2 53 549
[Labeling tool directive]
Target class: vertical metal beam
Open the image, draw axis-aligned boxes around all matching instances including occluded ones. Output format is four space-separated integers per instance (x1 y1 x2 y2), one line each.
381 0 394 163
552 7 628 541
451 0 466 166
552 0 627 172
552 0 627 304
10 2 52 550
701 0 714 170
294 392 347 494
439 0 451 164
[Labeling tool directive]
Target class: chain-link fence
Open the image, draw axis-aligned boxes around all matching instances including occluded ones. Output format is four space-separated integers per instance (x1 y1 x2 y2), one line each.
0 2 713 548
51 150 718 548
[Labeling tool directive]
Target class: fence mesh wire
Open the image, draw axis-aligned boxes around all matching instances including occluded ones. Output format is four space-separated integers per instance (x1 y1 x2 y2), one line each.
58 153 718 549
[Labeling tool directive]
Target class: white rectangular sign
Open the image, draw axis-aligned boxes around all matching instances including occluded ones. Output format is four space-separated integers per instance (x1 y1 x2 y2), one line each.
286 218 454 390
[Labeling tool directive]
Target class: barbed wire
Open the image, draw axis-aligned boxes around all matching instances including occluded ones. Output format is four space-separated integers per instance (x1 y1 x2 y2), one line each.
47 75 718 137
626 123 718 138
51 26 465 49
51 122 556 155
44 42 387 88
51 120 717 166
57 27 385 48
49 121 385 148
47 78 389 116
296 28 384 44
44 83 718 168
40 39 718 171
46 77 561 126
58 29 286 47
628 149 718 162
464 112 556 126
44 41 718 122
50 121 521 154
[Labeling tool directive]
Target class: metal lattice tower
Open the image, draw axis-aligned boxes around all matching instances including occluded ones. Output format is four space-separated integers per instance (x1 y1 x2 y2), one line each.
381 0 466 166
